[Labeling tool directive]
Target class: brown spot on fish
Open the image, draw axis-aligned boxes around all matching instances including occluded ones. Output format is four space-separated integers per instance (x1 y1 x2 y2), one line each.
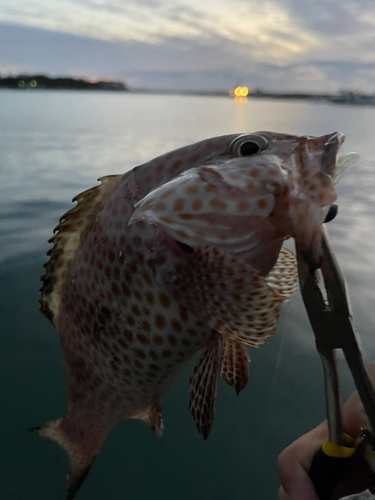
159 292 170 309
155 314 166 329
176 230 188 239
134 349 146 359
145 292 154 305
161 188 175 199
141 321 151 332
168 335 178 346
137 333 150 345
124 330 133 342
142 271 152 286
171 319 182 332
173 198 186 212
192 199 202 211
185 185 198 194
238 201 250 212
257 199 267 209
209 198 227 210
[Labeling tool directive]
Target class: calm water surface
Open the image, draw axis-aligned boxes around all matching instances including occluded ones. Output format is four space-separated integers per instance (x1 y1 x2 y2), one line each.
1 90 375 499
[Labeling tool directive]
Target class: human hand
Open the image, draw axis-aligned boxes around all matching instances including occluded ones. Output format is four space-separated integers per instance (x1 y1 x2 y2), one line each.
277 362 375 500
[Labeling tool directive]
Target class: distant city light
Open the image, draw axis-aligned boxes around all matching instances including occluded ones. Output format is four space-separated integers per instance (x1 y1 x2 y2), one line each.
18 80 25 88
230 86 248 98
30 80 37 88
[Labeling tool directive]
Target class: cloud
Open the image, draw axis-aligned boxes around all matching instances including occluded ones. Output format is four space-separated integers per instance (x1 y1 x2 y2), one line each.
0 0 319 58
276 0 375 38
0 0 374 91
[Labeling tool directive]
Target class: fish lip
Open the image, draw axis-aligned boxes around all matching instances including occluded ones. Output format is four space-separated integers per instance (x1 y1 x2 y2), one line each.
320 132 345 175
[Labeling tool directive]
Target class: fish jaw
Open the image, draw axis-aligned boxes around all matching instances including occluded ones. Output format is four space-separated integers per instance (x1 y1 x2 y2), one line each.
269 132 345 265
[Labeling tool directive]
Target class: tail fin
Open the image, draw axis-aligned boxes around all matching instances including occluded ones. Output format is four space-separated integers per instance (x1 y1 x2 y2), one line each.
66 461 96 500
31 418 97 500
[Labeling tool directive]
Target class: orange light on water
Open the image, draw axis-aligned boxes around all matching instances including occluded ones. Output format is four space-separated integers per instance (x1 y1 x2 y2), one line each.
234 96 247 104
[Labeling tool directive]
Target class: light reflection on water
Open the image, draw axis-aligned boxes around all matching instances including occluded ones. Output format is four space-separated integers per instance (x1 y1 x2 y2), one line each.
0 90 375 499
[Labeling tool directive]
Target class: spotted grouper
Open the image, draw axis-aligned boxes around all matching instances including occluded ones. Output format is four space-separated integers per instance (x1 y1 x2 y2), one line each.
36 131 357 498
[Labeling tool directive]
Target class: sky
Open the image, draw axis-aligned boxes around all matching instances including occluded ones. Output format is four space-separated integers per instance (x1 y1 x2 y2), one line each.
1 0 375 92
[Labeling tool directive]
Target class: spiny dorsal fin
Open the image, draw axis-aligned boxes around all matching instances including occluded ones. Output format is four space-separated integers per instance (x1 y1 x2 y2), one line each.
40 175 120 325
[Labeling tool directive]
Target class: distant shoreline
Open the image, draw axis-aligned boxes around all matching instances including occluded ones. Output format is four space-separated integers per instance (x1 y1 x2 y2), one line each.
131 88 375 106
1 74 375 106
0 74 127 91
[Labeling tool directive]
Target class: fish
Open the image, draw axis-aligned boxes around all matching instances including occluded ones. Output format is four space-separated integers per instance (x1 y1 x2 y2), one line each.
35 131 355 499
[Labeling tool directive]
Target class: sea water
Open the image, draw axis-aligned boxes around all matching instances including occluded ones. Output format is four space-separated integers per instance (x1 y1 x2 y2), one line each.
1 90 375 499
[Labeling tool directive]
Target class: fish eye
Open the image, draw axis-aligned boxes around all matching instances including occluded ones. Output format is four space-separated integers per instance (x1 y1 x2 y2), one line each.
230 134 269 157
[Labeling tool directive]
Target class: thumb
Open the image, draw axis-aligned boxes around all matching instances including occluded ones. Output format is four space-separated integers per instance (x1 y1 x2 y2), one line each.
279 463 319 500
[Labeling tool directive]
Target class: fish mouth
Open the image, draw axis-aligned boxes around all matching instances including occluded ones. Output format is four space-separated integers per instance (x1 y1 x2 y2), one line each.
292 132 346 178
320 132 345 176
310 131 359 180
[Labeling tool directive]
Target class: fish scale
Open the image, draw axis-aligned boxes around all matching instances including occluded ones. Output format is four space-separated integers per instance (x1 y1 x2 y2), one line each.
35 131 354 499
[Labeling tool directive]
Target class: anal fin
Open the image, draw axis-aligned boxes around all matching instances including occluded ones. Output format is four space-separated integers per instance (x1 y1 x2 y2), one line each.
189 333 222 440
221 336 250 394
131 396 164 437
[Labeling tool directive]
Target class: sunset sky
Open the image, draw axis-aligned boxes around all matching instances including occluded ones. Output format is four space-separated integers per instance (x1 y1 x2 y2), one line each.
1 0 374 91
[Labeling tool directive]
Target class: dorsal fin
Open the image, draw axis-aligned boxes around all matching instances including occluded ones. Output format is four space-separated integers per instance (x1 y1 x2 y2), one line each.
40 175 120 325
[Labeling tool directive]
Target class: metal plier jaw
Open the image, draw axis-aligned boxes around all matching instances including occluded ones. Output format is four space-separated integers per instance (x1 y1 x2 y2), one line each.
296 228 375 445
296 229 375 498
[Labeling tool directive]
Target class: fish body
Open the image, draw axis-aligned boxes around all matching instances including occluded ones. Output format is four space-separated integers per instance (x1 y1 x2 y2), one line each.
37 131 349 498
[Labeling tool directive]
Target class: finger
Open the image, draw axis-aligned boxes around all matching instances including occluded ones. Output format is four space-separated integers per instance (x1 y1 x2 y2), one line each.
289 464 319 500
278 449 319 500
278 425 327 500
278 486 291 500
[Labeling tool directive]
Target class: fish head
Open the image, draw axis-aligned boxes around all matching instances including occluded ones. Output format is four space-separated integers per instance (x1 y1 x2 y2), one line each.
131 131 356 271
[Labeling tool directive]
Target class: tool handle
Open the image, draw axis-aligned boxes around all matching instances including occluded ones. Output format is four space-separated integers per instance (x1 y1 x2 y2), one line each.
309 448 349 499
